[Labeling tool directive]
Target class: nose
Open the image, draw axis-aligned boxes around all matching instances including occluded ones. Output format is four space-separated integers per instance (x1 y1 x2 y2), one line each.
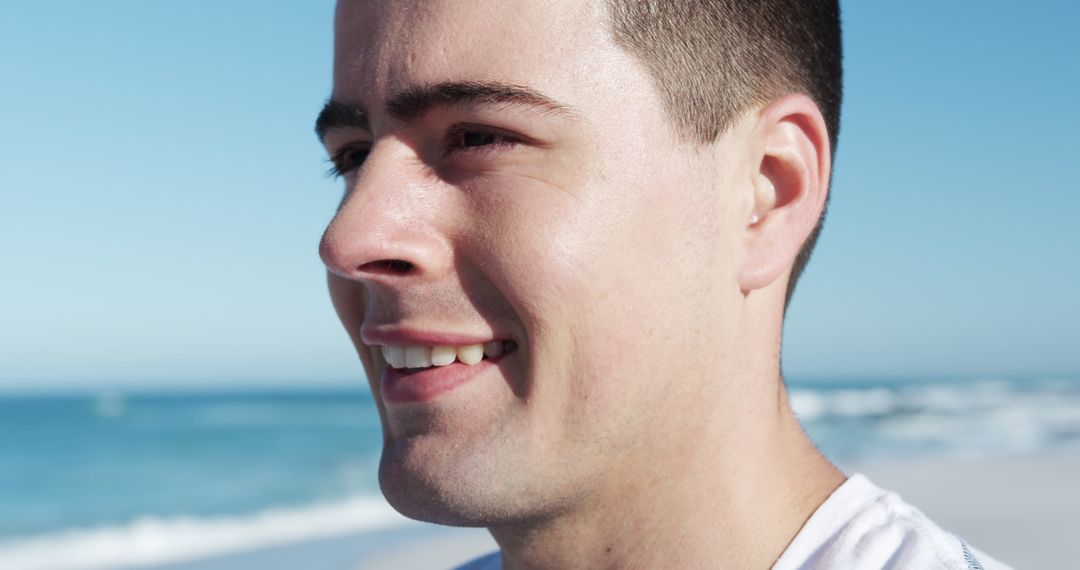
319 142 453 287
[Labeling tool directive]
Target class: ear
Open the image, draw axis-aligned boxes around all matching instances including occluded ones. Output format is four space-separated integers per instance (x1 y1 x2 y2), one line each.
737 94 831 293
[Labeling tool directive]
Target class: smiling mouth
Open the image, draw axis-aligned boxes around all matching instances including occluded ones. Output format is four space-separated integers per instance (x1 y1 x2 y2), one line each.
379 340 519 370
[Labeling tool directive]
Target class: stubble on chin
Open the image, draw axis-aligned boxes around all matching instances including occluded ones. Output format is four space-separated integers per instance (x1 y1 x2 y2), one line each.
377 408 525 526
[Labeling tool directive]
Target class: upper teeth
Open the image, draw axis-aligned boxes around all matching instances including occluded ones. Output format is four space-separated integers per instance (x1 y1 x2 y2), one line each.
381 341 506 369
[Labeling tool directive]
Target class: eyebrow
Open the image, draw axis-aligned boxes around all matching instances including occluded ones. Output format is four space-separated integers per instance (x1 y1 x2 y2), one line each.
315 80 576 141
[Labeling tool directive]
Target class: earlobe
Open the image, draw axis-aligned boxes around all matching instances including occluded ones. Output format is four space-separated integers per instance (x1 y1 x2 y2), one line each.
737 94 830 294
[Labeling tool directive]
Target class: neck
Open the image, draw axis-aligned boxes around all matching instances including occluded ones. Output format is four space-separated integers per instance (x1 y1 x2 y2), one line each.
487 379 845 570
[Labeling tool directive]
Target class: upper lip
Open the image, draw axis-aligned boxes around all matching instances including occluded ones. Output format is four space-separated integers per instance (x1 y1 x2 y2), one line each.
360 325 506 347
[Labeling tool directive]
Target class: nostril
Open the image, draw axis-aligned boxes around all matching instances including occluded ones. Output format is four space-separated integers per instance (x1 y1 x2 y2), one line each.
359 259 415 275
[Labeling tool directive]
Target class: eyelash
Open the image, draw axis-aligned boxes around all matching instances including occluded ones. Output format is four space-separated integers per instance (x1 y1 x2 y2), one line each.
326 146 369 178
326 125 520 178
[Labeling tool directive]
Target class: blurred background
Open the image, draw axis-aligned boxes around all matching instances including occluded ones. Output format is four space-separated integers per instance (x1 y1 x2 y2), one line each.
1 1 1077 568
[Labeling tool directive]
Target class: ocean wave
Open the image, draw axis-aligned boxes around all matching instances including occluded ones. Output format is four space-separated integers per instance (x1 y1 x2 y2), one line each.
0 494 415 570
789 379 1079 421
789 378 1080 460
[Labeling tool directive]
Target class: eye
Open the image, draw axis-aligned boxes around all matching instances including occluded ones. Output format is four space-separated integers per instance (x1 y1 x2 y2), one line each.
445 125 519 156
459 131 498 147
327 145 371 178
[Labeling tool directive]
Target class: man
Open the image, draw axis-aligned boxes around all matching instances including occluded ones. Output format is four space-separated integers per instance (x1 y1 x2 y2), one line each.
316 1 1010 568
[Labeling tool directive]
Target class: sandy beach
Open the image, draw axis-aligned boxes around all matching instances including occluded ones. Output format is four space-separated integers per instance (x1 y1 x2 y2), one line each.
848 452 1080 568
139 451 1078 569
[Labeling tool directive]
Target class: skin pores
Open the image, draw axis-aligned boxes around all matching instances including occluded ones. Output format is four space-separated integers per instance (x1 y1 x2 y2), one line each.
322 0 753 527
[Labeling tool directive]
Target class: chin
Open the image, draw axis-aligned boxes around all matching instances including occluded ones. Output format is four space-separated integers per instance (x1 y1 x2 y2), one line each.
378 437 521 527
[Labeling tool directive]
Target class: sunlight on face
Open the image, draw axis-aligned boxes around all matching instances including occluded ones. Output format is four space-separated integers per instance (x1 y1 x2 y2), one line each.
321 0 748 525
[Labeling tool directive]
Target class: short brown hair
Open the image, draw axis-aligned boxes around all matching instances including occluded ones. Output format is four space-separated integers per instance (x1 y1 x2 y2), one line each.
608 0 842 306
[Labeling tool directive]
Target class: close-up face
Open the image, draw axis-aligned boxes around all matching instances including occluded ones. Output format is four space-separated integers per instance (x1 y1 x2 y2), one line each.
320 0 754 526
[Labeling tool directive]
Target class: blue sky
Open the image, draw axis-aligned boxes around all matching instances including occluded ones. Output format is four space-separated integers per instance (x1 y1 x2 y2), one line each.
1 2 1077 390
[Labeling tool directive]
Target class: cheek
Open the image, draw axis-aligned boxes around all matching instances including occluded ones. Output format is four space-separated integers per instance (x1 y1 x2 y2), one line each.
461 169 707 412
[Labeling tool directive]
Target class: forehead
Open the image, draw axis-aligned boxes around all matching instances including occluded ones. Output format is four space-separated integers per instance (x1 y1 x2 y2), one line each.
332 0 645 114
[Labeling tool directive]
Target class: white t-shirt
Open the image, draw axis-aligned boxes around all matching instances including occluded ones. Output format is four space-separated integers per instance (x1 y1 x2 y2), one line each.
771 473 1009 569
456 474 1012 569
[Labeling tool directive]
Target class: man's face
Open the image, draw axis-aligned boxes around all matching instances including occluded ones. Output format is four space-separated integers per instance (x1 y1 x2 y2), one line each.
321 0 750 525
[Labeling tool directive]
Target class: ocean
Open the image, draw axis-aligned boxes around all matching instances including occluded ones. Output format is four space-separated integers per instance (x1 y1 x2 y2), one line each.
1 376 1078 569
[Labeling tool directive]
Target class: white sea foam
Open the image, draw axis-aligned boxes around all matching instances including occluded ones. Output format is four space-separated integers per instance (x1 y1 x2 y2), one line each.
789 379 1074 420
790 386 903 420
790 378 1080 460
0 494 415 570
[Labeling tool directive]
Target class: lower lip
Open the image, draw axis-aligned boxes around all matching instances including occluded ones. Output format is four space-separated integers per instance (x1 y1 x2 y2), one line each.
380 355 507 404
